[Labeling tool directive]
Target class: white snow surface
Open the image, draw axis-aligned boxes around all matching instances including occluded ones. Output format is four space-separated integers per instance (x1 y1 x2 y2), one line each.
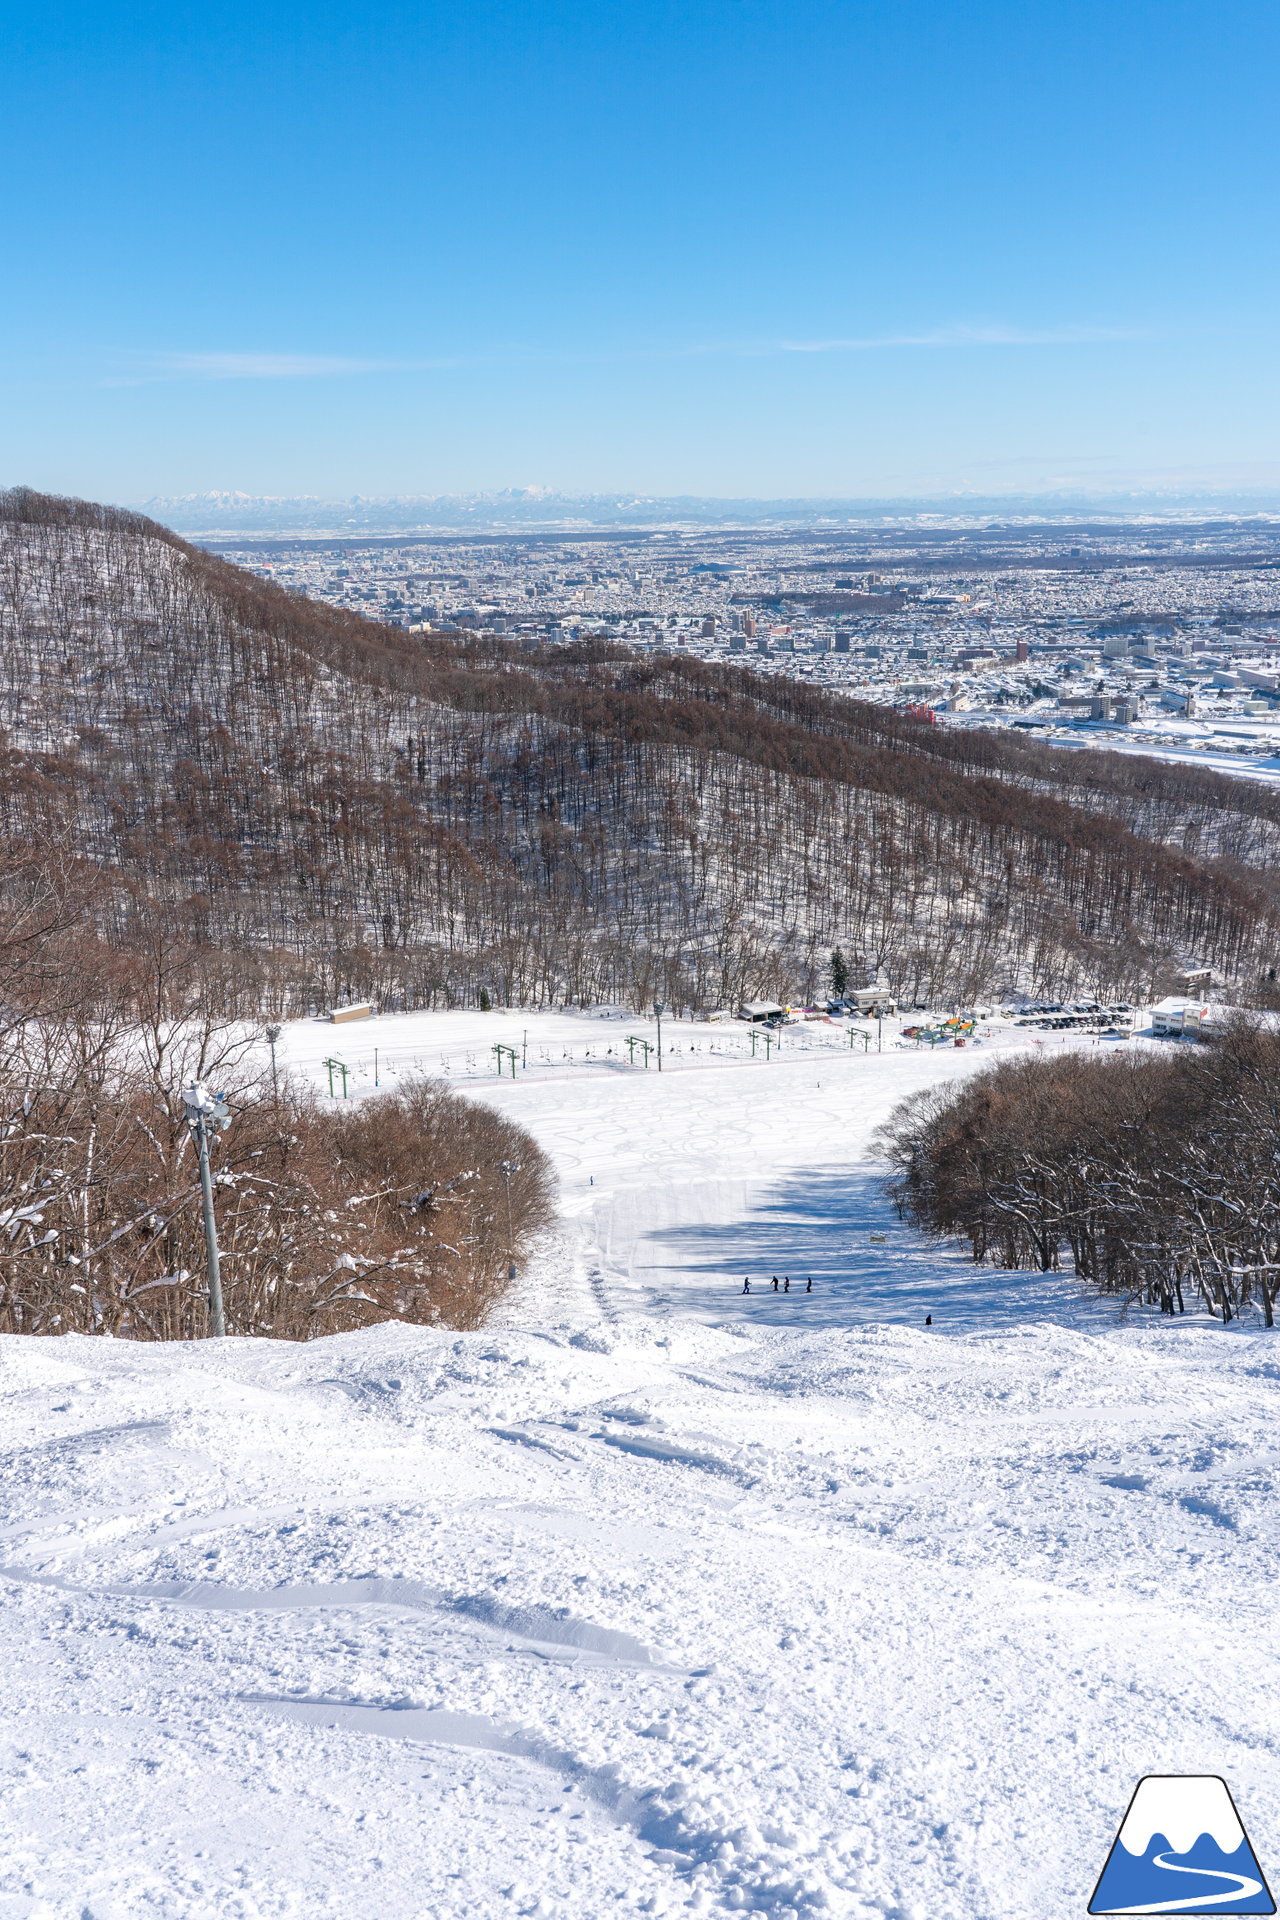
4 1010 1279 1919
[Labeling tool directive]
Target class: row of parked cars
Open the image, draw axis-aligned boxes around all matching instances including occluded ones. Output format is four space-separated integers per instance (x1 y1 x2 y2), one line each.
1007 1001 1135 1032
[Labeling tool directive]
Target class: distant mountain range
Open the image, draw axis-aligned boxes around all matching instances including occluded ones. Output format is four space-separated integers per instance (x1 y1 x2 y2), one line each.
134 488 1280 537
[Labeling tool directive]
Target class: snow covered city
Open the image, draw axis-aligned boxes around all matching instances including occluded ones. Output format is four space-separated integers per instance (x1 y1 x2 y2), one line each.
4 2 1280 1917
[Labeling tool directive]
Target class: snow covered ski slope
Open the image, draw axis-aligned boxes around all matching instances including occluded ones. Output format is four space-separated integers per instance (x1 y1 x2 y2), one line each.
275 1006 1122 1331
4 1319 1280 1920
2 1010 1279 1920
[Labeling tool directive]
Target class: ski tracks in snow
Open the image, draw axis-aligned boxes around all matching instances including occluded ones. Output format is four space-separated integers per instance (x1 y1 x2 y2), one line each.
3 1015 1280 1915
2 1322 1280 1914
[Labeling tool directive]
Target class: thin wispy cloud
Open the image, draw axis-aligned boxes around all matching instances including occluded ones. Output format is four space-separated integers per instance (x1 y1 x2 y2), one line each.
105 323 1149 387
106 350 467 385
771 324 1148 353
160 351 400 378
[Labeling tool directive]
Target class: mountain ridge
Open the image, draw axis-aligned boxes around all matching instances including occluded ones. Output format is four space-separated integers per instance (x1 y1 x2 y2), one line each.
2 486 1278 1017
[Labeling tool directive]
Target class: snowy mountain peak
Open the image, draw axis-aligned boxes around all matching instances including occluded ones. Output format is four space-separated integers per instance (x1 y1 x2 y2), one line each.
1118 1776 1245 1858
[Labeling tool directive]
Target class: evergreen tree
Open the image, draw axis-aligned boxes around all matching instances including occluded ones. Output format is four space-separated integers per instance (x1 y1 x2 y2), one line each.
830 948 849 998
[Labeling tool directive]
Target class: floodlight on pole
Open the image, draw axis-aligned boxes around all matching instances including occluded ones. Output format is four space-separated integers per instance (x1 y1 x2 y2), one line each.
654 1001 665 1072
181 1082 231 1339
500 1158 520 1278
265 1023 282 1103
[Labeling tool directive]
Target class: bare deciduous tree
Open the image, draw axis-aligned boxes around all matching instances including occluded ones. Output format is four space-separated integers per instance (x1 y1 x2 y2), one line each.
878 1023 1280 1324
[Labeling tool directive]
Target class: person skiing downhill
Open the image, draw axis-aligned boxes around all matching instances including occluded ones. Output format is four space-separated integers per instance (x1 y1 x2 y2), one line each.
743 1278 751 1294
772 1276 779 1291
806 1277 812 1293
784 1277 790 1292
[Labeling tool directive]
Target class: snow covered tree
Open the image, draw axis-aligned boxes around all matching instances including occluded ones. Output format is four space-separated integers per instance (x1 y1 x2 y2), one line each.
878 1024 1280 1324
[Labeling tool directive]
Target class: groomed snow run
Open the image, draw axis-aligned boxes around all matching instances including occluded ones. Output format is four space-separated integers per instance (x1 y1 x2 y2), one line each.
2 1010 1278 1919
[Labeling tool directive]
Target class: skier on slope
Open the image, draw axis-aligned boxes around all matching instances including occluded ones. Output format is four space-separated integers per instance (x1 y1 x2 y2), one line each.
772 1276 779 1291
806 1277 812 1293
784 1277 790 1292
743 1277 751 1294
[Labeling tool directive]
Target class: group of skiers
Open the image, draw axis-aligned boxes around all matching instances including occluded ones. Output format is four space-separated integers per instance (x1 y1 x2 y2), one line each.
738 1274 934 1327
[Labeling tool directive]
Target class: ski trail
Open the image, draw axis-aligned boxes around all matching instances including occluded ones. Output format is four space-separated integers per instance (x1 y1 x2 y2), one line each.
587 1263 619 1324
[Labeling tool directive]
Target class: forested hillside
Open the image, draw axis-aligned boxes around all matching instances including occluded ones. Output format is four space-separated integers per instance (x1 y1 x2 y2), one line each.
3 486 1278 1014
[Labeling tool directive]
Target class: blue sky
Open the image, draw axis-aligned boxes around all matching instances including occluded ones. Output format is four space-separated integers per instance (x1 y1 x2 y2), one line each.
3 0 1278 502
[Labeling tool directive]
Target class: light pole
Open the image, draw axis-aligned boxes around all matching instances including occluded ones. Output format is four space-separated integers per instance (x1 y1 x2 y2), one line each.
181 1083 231 1338
265 1023 282 1103
654 1001 665 1072
500 1159 520 1278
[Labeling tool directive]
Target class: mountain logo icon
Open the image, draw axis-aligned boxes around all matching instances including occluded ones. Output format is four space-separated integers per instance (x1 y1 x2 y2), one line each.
1090 1776 1274 1914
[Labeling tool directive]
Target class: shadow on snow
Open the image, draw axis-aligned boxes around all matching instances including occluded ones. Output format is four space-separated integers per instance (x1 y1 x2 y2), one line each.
626 1164 1148 1334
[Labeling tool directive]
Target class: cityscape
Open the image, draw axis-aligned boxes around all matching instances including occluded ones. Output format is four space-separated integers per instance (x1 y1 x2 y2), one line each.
211 513 1280 771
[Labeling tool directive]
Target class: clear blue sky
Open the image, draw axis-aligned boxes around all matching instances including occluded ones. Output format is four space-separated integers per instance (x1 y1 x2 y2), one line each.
3 0 1278 502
